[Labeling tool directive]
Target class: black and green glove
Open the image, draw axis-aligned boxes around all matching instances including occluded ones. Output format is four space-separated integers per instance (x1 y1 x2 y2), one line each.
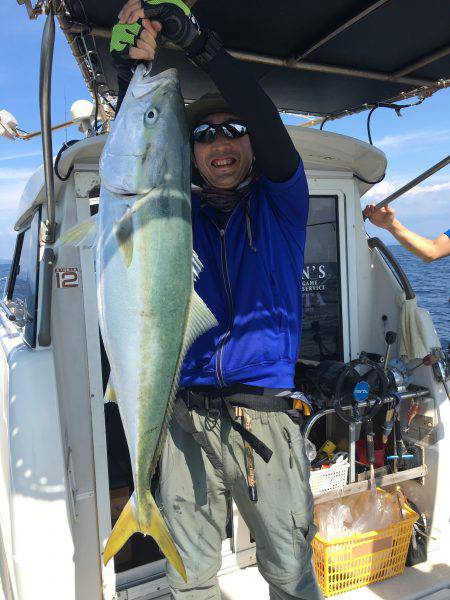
110 0 199 63
110 21 144 62
110 0 222 69
141 0 200 49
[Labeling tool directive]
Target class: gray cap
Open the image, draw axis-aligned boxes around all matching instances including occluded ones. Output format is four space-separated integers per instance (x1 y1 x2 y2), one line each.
185 93 235 131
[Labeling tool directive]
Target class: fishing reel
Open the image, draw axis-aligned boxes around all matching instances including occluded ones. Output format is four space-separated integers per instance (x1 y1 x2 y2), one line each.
332 354 390 481
333 354 389 425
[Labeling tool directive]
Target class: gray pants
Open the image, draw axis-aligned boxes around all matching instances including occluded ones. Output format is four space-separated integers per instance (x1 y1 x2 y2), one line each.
158 402 323 600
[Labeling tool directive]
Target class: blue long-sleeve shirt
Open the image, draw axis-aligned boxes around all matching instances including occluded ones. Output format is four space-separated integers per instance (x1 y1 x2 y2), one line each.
180 161 309 389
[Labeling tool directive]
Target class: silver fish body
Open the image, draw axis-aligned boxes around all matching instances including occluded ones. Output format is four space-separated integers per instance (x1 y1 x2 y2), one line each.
98 67 192 493
88 65 215 578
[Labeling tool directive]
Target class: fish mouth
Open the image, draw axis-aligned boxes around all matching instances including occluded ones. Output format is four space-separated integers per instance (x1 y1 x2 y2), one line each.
102 182 150 196
104 186 137 196
100 151 151 195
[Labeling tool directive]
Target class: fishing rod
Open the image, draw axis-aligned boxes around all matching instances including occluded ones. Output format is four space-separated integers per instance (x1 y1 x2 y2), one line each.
373 154 450 212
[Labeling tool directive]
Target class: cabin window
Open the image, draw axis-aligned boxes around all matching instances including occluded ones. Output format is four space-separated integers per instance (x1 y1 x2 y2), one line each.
5 209 40 347
300 196 342 361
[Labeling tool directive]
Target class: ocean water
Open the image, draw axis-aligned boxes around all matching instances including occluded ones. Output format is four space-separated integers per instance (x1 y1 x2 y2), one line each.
0 246 448 348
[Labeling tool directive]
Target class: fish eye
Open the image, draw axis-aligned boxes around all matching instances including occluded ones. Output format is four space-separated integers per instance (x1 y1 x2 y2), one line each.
144 108 159 126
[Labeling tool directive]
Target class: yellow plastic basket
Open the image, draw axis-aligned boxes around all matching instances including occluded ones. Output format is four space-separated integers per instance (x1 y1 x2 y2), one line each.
312 503 418 597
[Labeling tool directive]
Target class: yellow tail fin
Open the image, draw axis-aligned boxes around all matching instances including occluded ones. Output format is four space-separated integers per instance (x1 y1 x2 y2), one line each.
103 492 187 582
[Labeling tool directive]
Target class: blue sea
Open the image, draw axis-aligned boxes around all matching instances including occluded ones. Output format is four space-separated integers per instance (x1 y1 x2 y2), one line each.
0 247 448 348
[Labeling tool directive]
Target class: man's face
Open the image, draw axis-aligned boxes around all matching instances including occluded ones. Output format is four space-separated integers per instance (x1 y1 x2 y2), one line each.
193 112 254 189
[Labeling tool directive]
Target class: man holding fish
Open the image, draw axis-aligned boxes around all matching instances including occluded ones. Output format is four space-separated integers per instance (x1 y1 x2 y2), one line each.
109 1 322 598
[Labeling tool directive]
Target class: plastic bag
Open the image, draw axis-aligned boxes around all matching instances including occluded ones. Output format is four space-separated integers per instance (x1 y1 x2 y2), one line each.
305 439 317 462
315 489 403 540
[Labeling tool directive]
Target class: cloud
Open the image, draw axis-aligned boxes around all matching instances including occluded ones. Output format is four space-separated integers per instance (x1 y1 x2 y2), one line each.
364 180 396 199
374 129 450 150
0 150 42 162
0 162 40 231
0 167 34 181
364 175 450 201
0 209 18 259
0 180 27 212
405 181 450 196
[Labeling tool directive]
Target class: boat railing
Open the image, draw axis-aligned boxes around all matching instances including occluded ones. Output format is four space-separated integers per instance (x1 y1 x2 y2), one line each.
367 237 415 300
38 247 55 347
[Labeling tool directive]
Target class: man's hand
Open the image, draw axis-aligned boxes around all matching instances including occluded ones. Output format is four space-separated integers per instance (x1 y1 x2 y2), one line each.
119 0 200 50
117 0 162 62
363 204 396 230
131 19 161 61
119 0 145 25
110 16 161 62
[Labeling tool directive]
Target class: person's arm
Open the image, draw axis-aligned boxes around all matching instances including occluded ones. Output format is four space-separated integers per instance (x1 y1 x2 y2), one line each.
363 204 450 262
115 0 299 182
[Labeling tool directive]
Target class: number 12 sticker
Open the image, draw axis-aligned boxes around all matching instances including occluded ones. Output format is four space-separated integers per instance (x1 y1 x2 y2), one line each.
55 267 79 288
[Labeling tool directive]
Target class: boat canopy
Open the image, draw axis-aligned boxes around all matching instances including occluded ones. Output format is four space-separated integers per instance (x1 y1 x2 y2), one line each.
58 0 450 118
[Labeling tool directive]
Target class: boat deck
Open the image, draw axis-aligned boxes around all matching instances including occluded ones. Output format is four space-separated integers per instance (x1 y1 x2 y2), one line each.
156 548 450 600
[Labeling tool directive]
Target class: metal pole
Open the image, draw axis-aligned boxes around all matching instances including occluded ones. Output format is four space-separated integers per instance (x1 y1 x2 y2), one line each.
392 45 450 78
374 155 450 210
39 4 56 243
16 119 75 140
224 50 436 87
63 22 437 88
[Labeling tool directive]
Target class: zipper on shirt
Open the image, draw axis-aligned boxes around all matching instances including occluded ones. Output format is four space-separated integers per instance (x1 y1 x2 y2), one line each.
198 203 242 388
216 227 234 387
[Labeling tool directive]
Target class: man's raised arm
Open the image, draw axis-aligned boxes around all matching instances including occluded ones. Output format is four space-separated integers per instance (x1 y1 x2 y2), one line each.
113 0 299 183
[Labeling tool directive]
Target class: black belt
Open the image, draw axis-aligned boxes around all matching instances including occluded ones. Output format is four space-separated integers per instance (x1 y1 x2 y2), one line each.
173 387 293 467
182 388 293 414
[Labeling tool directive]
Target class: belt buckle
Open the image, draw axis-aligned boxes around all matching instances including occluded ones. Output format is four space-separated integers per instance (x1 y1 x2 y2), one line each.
205 395 220 418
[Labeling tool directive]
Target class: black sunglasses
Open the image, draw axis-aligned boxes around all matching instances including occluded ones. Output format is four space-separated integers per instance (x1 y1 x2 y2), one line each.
192 120 249 143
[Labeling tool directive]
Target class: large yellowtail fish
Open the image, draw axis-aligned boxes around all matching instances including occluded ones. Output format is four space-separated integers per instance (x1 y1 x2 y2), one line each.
59 65 217 581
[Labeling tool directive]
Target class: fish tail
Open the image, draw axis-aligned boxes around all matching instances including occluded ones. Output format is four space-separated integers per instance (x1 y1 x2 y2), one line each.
103 492 187 582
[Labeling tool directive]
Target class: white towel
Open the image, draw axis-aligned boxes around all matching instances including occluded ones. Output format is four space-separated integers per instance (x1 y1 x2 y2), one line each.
396 293 440 361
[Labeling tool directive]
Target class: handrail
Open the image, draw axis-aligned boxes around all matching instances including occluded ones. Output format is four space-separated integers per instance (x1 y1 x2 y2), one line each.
38 248 55 347
0 301 17 323
39 4 57 243
367 237 415 300
303 389 429 439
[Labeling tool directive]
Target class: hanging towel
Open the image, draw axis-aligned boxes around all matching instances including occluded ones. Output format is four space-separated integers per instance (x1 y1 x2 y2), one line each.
396 293 440 361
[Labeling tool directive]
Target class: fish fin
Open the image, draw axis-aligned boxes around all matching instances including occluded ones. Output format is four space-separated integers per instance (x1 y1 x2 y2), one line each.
183 290 218 352
104 379 117 404
192 251 203 281
104 492 187 582
56 216 97 248
114 209 134 268
153 291 217 467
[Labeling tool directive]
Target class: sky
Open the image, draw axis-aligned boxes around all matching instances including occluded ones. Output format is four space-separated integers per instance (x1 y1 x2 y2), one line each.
0 3 449 258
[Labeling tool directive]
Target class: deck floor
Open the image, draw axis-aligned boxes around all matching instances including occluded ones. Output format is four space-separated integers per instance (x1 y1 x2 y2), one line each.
157 548 450 600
